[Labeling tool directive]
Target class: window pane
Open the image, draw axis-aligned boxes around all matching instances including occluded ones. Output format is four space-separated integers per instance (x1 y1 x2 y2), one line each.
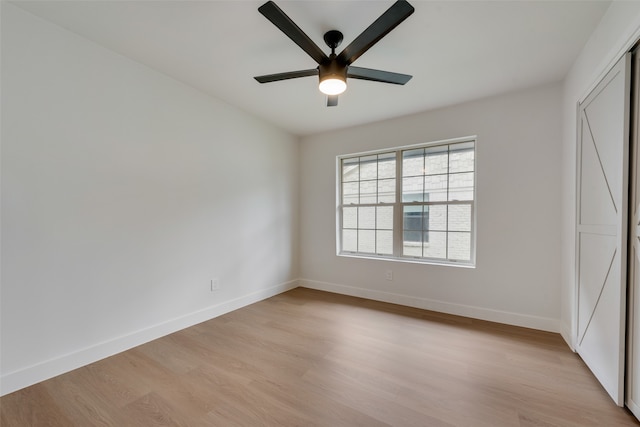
377 230 393 254
424 145 448 175
424 231 446 259
360 155 377 180
343 207 357 228
403 232 422 256
378 178 395 203
402 176 423 202
426 205 446 231
359 206 375 229
449 143 474 173
448 232 471 261
358 230 375 253
377 206 393 230
403 229 422 242
449 172 474 201
424 175 448 202
402 149 424 177
378 152 396 179
342 230 357 252
403 205 423 231
343 182 358 204
448 204 471 232
360 180 377 204
342 158 359 182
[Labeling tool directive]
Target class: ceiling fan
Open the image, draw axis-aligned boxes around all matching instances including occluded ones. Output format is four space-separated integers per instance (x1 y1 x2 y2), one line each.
254 0 415 107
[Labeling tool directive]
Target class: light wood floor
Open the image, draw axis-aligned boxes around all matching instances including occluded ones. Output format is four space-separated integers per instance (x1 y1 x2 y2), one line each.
1 288 638 426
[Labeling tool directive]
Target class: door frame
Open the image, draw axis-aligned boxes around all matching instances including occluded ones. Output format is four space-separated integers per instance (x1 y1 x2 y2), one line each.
626 45 640 419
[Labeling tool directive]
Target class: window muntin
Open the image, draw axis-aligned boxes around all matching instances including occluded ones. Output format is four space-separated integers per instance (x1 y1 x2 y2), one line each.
338 138 475 266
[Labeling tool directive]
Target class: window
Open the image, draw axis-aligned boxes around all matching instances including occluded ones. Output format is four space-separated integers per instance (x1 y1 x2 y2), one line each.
338 138 476 266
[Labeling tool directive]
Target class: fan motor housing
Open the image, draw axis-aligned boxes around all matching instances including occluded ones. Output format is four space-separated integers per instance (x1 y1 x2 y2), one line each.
319 58 347 82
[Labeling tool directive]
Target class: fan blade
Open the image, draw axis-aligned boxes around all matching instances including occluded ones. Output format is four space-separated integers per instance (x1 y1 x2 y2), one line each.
258 1 329 65
255 69 318 83
347 66 412 85
337 0 414 66
327 95 339 107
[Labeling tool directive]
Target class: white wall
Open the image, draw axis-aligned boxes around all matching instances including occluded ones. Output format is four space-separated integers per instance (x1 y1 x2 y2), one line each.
560 2 640 348
0 3 299 395
300 82 563 332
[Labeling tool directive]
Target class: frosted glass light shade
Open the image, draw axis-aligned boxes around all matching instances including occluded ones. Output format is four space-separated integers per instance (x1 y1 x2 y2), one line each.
319 78 347 95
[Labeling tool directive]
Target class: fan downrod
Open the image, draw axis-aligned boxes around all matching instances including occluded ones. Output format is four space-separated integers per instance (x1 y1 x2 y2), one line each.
323 30 344 53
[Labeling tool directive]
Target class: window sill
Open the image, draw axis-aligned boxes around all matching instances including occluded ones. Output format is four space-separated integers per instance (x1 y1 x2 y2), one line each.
337 252 476 268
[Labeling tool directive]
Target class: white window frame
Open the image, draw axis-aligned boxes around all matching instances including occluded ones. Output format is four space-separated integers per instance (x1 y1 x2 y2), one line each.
336 136 477 267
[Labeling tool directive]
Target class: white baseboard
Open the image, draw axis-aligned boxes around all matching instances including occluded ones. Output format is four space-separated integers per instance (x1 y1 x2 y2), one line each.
300 279 560 333
0 279 299 397
560 321 575 352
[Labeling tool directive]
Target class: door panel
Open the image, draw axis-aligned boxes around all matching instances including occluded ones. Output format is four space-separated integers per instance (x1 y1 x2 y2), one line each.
585 69 627 203
577 233 617 343
579 116 618 225
576 53 630 406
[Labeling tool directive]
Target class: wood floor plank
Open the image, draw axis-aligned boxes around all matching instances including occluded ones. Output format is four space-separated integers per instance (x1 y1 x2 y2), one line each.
301 361 456 427
0 383 73 427
2 287 639 426
122 392 188 427
249 376 393 427
42 371 131 426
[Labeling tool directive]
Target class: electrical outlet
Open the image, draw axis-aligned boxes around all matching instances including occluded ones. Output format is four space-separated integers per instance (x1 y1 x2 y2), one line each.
211 278 220 291
385 270 393 281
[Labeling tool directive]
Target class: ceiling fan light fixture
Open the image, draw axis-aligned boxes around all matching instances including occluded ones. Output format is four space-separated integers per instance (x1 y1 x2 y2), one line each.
319 60 347 95
319 76 346 95
255 1 415 105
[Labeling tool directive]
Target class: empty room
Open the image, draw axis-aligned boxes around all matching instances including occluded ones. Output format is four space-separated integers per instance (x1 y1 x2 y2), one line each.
3 0 640 425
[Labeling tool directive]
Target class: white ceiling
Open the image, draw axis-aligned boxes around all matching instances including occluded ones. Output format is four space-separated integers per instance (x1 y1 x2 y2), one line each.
12 0 610 136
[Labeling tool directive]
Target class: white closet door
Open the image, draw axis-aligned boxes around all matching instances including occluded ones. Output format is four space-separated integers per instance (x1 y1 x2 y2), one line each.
576 53 630 406
627 49 640 419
